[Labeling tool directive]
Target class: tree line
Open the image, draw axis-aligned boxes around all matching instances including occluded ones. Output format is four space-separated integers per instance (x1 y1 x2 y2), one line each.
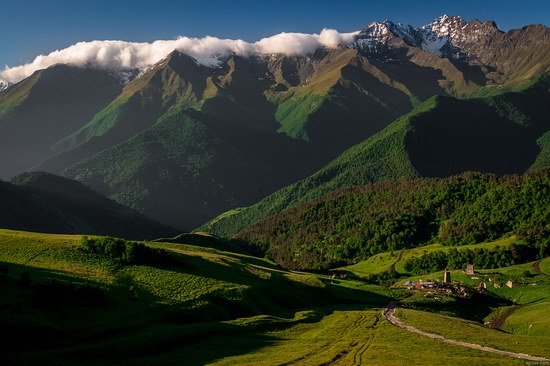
80 236 170 265
403 243 546 274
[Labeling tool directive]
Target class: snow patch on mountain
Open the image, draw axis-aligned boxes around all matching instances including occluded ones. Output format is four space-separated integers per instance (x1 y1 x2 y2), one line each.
419 34 449 55
351 14 502 58
423 15 468 42
352 18 458 55
352 21 394 53
0 80 11 92
384 21 421 46
108 69 138 84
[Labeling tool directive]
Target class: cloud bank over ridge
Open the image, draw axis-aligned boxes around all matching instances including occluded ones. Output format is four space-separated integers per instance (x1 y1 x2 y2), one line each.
0 29 358 83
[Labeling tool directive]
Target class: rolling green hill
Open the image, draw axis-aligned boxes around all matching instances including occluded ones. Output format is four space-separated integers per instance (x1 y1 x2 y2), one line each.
342 237 519 277
0 228 547 365
0 172 176 239
203 75 550 239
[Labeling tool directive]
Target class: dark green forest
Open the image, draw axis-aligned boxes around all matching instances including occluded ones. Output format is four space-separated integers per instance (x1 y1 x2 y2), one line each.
236 170 550 270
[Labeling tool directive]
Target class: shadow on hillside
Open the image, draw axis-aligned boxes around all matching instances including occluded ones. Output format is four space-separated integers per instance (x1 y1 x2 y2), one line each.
159 241 283 271
405 86 550 177
0 255 395 365
369 48 446 100
401 290 513 323
156 250 394 308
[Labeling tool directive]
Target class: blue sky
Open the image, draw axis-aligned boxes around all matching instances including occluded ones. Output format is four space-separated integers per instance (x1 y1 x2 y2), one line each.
2 0 549 68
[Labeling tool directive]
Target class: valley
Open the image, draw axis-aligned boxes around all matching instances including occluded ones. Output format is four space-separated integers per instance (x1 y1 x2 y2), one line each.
0 229 548 365
0 8 548 365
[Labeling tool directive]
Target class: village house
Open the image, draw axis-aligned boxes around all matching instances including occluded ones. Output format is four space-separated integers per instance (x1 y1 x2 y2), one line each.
478 282 487 291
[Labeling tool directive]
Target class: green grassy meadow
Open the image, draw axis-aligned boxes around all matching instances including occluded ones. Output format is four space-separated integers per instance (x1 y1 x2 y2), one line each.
0 229 547 365
342 237 517 276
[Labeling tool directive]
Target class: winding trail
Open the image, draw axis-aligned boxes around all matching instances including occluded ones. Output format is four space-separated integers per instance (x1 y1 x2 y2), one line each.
383 302 550 362
389 249 406 273
533 260 548 276
488 305 521 329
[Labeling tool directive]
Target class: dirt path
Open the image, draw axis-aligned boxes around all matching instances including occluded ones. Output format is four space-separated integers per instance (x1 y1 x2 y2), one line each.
489 306 521 329
533 260 548 276
389 249 405 272
280 311 378 366
383 303 550 362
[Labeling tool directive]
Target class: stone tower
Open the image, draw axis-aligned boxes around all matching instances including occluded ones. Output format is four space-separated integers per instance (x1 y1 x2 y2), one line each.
443 269 451 284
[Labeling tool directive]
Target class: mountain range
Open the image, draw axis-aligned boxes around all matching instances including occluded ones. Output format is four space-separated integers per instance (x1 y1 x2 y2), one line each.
0 15 549 230
202 75 550 237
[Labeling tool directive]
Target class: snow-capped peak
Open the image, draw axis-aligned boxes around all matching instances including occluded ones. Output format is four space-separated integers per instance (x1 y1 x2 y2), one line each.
383 20 422 46
0 80 11 92
352 21 394 53
362 21 390 37
422 15 467 40
351 15 500 59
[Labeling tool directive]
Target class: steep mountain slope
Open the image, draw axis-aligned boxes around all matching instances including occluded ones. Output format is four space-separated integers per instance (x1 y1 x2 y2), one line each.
421 16 550 88
203 75 550 237
39 29 546 230
62 108 314 229
354 15 550 90
39 49 427 229
406 77 550 176
0 172 176 239
39 48 419 175
0 65 124 178
34 52 208 174
0 15 547 230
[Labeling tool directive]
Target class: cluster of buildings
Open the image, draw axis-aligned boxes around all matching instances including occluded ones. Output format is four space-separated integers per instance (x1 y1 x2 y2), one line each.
403 265 520 297
466 264 518 289
403 269 470 296
330 271 349 280
479 277 516 289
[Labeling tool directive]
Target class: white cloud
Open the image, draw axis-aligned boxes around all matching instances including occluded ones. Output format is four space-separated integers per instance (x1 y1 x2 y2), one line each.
0 28 359 83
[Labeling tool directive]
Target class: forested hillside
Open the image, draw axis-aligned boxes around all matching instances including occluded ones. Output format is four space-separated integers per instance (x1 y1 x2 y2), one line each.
204 75 550 238
234 170 549 270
